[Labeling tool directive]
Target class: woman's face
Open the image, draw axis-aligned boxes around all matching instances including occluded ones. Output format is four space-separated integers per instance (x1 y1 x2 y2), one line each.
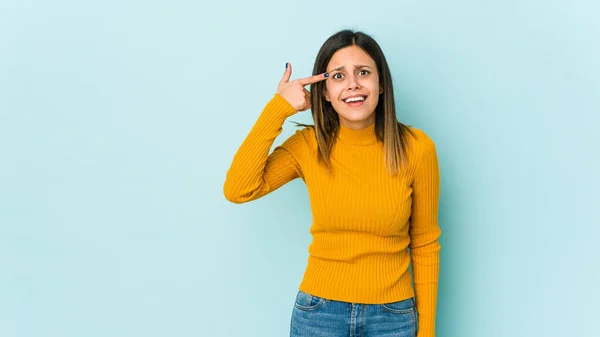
323 45 383 129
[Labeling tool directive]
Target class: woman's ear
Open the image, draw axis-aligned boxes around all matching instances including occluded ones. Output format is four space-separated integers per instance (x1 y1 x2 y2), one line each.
379 84 384 94
323 88 331 102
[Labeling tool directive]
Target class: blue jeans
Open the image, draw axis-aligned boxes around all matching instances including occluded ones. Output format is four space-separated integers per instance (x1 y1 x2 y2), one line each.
290 290 418 337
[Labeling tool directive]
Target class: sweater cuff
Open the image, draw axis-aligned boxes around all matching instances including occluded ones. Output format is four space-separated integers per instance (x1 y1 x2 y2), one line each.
266 93 297 118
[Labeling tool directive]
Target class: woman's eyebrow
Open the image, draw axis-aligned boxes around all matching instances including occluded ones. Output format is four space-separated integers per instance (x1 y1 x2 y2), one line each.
328 64 372 72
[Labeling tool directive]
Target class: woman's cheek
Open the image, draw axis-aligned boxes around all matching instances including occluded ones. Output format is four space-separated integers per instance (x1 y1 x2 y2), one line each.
327 84 340 99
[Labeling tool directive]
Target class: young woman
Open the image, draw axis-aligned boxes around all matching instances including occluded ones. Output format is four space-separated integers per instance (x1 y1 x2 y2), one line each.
224 30 441 337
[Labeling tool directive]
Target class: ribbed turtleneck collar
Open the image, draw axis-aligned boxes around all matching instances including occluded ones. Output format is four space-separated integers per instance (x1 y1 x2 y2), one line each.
337 122 378 146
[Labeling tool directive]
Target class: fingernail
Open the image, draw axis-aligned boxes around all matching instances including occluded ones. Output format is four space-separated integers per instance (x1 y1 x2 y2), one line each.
285 63 288 68
324 72 329 78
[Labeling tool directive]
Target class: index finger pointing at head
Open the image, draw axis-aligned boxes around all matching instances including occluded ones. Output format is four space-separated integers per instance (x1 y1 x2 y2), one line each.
297 72 329 86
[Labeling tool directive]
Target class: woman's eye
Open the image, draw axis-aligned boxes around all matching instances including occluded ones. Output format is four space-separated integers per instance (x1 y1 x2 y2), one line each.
333 73 344 79
359 70 369 75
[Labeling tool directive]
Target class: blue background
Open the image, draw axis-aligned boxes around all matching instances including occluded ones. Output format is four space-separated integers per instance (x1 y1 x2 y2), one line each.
1 0 598 336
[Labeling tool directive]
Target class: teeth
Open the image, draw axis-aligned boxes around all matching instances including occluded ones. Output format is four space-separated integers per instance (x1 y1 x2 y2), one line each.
344 96 365 103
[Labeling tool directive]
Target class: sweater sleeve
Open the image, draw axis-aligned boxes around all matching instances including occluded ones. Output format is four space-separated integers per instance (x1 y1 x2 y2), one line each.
223 94 305 204
409 134 442 337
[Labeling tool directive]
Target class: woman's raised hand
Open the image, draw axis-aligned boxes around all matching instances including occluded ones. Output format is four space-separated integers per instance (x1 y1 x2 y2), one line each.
277 63 328 112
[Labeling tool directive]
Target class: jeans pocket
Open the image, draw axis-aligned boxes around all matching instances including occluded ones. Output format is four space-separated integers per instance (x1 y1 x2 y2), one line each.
380 297 415 314
293 290 325 311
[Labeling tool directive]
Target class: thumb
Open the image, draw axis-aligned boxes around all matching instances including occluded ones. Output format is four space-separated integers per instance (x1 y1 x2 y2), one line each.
279 62 292 85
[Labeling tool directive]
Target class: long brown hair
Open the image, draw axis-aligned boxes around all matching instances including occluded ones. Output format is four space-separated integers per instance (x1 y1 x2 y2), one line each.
293 29 415 176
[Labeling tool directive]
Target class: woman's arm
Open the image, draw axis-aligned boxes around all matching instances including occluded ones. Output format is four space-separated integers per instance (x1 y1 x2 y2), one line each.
409 133 442 337
223 94 302 203
223 64 328 204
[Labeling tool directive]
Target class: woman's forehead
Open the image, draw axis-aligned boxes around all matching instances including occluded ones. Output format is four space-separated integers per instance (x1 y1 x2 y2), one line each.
327 46 376 70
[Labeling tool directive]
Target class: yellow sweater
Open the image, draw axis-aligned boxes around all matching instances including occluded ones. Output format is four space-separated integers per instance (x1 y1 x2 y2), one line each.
224 94 441 337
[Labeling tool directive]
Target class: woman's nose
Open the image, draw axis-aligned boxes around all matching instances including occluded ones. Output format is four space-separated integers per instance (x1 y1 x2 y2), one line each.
347 75 360 90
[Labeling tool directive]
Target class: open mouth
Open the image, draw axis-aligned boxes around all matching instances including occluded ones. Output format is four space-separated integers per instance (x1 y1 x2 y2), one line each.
343 95 367 107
